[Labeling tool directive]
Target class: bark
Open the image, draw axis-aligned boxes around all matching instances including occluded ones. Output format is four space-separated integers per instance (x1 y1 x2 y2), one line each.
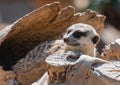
0 2 108 85
32 53 120 85
101 39 120 61
0 66 19 85
0 2 105 70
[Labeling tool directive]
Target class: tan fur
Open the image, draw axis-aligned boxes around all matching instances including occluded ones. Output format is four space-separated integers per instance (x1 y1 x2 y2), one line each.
0 66 18 85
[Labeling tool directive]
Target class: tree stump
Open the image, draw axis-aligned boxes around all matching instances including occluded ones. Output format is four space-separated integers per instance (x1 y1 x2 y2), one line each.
0 2 106 85
32 52 120 85
0 66 19 85
101 39 120 61
3 1 120 85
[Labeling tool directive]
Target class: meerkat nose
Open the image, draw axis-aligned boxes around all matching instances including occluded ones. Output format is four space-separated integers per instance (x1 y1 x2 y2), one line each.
63 38 69 42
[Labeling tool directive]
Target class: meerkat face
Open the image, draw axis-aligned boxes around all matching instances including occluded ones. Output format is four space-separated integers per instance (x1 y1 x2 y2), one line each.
63 23 99 49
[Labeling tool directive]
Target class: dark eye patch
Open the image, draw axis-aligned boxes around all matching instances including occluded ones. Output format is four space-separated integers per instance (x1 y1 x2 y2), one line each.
73 31 87 38
67 30 71 34
92 35 99 44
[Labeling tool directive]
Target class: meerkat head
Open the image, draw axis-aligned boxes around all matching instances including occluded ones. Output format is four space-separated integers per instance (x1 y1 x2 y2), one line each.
63 23 99 57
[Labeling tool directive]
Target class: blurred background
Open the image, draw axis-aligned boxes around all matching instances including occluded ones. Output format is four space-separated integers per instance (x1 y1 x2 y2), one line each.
0 0 120 48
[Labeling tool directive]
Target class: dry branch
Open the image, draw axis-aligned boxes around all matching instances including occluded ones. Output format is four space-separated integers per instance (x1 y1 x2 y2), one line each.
32 53 120 85
101 39 120 61
0 2 106 85
0 2 105 69
0 66 18 85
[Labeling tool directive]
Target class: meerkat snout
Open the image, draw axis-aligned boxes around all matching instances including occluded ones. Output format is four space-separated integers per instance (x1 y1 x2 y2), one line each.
63 23 100 57
63 37 69 43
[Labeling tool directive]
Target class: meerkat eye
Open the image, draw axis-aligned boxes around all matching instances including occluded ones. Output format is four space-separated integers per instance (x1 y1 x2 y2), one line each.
67 30 71 34
92 35 99 44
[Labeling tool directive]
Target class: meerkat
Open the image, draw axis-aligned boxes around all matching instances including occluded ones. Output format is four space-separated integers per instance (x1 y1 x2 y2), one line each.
32 23 100 84
15 23 100 67
63 23 99 57
14 23 99 74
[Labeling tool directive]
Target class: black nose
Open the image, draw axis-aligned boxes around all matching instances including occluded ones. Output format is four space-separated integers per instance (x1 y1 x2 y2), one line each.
63 38 69 42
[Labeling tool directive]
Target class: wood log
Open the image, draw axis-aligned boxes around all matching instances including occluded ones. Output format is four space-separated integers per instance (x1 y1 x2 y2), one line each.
101 38 120 61
0 66 19 85
0 2 105 70
0 2 106 85
0 1 120 85
32 52 120 85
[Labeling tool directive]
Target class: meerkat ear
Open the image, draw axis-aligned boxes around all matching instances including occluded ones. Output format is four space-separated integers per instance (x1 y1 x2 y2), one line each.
92 35 99 44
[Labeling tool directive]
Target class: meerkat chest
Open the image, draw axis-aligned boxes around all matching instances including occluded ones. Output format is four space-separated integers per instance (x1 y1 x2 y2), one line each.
48 40 66 54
